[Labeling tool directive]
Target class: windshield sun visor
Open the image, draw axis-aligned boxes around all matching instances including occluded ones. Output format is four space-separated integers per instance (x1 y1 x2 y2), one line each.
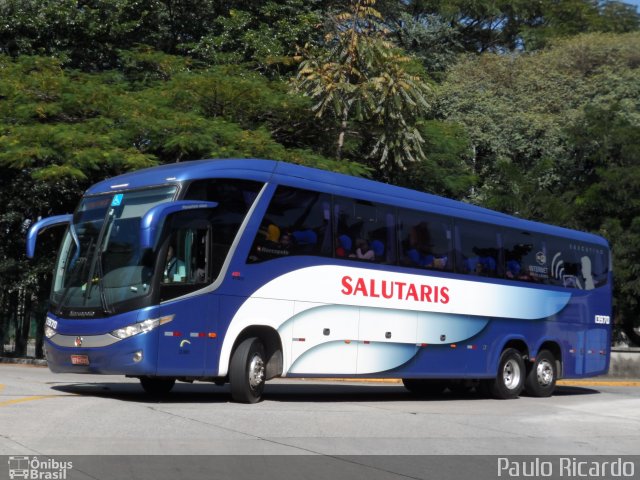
139 200 218 250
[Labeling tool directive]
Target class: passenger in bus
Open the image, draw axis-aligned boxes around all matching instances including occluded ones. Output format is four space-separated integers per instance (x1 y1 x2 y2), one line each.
405 222 434 267
164 245 186 282
505 260 521 278
407 249 434 267
351 238 375 261
253 223 291 260
465 255 496 276
432 255 447 269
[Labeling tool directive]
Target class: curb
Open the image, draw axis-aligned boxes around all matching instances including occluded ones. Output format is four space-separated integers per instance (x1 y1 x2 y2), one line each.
2 359 640 386
0 357 48 367
298 377 640 387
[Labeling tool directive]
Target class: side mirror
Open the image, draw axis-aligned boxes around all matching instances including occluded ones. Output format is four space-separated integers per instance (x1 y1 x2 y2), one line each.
140 200 218 249
26 214 73 258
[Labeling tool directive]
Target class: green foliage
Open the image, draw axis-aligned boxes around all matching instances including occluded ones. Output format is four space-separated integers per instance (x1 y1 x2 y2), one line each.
294 0 432 174
438 32 640 342
391 13 462 77
565 105 640 342
191 1 323 73
393 120 476 198
401 0 639 53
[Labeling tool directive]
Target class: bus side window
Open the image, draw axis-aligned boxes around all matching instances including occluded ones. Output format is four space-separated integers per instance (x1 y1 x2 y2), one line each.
248 186 331 263
184 178 263 278
162 228 210 285
547 239 609 290
398 209 452 271
456 221 499 277
334 197 395 264
502 230 549 283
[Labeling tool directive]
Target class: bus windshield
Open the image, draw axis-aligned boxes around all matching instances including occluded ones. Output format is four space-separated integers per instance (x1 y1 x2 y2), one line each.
51 186 177 314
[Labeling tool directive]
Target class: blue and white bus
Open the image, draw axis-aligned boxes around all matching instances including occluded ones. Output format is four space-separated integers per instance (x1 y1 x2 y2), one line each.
27 159 612 403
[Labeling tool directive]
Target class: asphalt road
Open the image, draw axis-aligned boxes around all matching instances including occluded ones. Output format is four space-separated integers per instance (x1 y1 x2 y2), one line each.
1 364 639 456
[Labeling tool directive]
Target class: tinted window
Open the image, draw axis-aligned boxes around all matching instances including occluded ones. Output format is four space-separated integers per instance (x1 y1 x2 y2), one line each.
248 186 331 262
502 230 549 283
456 221 499 277
184 178 263 275
547 238 608 289
398 209 452 271
162 227 210 285
334 197 396 263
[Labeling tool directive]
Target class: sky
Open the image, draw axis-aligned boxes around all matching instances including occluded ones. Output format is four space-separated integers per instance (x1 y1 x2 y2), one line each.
625 0 640 9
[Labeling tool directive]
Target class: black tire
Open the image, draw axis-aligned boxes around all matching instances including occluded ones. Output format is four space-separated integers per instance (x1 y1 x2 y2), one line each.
230 337 266 403
486 348 525 399
524 350 557 397
140 377 175 395
402 378 447 396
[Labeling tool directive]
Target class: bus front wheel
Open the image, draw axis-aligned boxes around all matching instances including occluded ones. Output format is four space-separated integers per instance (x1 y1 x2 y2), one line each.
524 350 557 397
230 337 266 403
485 348 525 399
140 377 175 395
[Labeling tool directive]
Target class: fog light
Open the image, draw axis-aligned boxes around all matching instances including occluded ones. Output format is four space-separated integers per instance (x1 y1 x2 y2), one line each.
133 351 143 363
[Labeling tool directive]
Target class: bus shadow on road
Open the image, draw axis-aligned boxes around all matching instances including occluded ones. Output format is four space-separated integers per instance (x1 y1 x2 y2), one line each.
552 385 601 396
50 382 601 404
50 382 234 404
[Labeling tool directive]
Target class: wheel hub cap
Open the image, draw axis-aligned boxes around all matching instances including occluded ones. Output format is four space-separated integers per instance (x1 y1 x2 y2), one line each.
503 359 521 390
536 360 554 386
248 354 265 389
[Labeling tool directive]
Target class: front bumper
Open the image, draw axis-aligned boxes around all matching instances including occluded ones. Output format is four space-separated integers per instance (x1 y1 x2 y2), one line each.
44 330 159 375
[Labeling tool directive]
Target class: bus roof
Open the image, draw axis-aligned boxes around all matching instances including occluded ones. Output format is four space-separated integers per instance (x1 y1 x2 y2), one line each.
85 158 608 247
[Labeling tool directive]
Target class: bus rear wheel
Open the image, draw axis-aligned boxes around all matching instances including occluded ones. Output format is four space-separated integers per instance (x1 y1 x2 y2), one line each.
140 377 175 395
485 348 525 399
402 378 447 396
230 337 266 403
524 350 557 397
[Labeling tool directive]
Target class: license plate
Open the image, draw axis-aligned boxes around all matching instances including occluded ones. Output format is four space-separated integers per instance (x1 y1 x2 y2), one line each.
70 355 90 366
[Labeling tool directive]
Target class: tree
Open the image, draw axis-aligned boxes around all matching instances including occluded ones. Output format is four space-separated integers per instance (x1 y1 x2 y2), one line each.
567 106 640 345
437 32 640 343
400 0 639 53
294 0 431 176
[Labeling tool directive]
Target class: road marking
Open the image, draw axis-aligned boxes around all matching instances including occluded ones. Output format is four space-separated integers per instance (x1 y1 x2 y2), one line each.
557 379 640 387
309 378 640 387
0 395 60 407
0 384 5 394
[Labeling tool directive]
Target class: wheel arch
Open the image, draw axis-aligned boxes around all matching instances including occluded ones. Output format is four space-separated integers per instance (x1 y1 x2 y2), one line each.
229 325 283 380
489 336 530 375
501 337 530 360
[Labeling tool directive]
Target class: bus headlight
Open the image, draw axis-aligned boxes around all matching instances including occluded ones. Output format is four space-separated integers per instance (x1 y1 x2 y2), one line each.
45 316 58 338
45 325 57 339
111 315 174 340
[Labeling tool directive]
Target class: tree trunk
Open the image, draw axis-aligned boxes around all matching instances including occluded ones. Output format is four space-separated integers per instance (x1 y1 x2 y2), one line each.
336 106 349 160
0 291 5 355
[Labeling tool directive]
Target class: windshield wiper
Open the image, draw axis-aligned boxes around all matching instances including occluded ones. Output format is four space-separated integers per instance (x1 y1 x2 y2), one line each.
84 208 114 315
93 246 112 315
55 234 92 317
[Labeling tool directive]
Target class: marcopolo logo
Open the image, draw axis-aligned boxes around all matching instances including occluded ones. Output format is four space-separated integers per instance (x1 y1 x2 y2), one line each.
8 456 73 480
